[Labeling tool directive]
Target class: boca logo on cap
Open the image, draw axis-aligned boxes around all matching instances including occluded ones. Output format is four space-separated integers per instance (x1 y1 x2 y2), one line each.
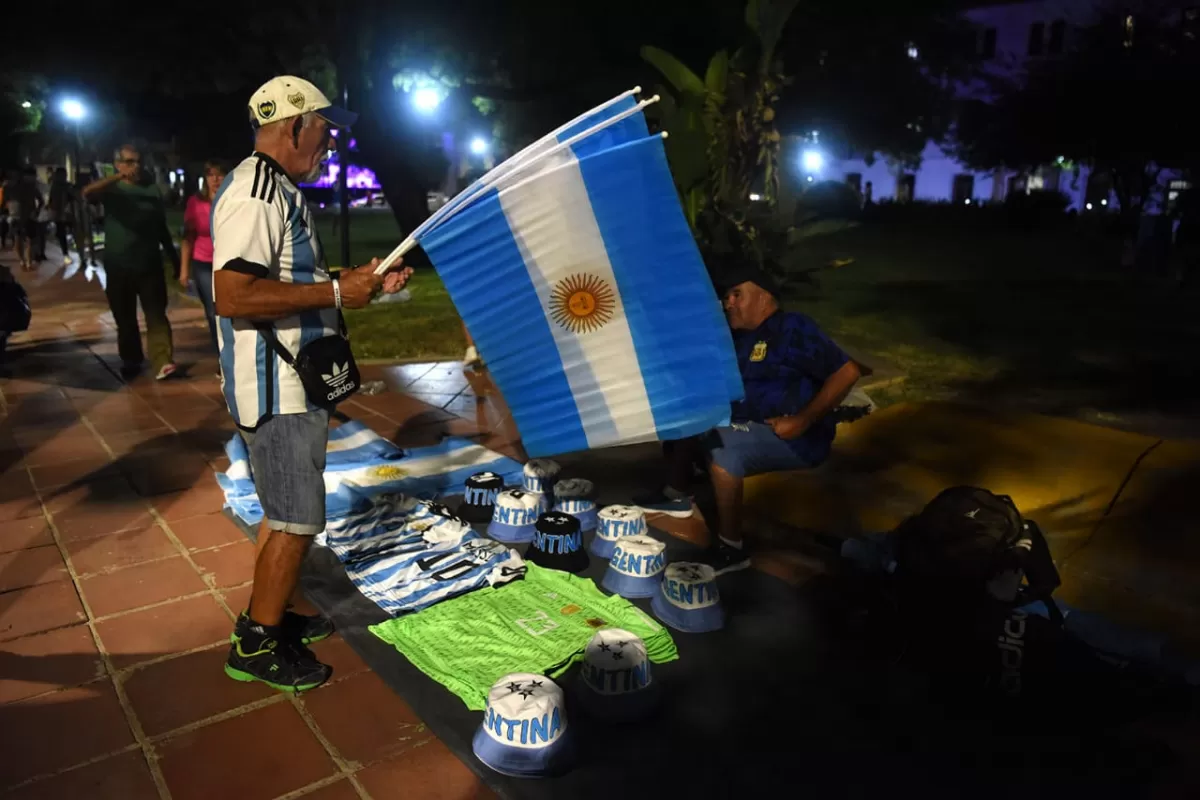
287 91 306 109
601 535 666 598
257 100 277 120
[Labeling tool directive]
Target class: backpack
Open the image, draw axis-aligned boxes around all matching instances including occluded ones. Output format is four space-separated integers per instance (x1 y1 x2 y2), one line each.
0 279 31 334
893 486 1063 624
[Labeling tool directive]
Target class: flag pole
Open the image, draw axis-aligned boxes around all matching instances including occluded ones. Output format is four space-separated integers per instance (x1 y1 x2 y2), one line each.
408 87 642 246
375 95 659 274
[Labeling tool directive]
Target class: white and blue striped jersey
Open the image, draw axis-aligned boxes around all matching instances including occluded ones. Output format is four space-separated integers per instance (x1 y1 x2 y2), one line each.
324 500 527 614
211 153 337 429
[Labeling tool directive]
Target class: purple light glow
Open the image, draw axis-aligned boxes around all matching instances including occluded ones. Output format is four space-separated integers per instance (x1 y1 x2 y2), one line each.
299 162 381 189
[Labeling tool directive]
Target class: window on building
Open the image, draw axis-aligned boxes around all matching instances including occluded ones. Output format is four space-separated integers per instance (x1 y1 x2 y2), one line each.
1028 22 1045 55
1048 20 1066 54
1123 14 1135 48
981 27 997 58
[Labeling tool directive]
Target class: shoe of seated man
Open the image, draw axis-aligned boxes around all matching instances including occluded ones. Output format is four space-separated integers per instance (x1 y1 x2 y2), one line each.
463 345 483 369
226 614 332 693
703 540 752 576
632 487 695 518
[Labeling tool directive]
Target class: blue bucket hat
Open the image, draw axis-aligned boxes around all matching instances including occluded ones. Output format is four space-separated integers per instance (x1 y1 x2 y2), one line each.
487 489 542 544
650 562 725 633
472 673 574 777
589 505 648 560
601 535 667 599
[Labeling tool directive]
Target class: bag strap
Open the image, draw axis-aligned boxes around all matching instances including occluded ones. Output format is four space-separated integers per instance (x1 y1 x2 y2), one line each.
253 308 349 365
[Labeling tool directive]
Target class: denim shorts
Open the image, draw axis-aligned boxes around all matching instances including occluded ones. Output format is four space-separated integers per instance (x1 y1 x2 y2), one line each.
706 422 812 479
239 410 329 535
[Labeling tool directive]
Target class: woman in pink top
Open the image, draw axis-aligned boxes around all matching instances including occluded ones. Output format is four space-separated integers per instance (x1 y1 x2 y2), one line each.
180 160 225 353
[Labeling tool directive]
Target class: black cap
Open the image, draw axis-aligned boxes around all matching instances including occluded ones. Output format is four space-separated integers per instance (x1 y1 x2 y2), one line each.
525 512 590 574
458 472 505 524
714 261 780 299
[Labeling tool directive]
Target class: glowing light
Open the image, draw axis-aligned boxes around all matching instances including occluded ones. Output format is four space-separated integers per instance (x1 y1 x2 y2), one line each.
802 150 823 172
412 87 442 114
806 175 814 182
749 193 762 201
60 98 86 121
907 44 919 59
964 198 971 205
20 100 31 109
469 137 488 155
1086 202 1094 210
1100 198 1108 206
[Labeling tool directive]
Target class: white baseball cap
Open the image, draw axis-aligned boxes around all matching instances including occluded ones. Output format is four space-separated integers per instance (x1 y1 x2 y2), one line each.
248 75 357 129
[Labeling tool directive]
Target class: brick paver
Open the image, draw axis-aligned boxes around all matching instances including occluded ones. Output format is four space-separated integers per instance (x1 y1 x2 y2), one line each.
0 248 500 798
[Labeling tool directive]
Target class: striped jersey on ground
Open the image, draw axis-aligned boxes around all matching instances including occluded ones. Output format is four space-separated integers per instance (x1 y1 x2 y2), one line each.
211 152 337 429
324 499 526 614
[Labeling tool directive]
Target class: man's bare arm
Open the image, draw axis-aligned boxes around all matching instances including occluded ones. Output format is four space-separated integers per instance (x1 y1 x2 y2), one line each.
213 269 334 321
794 360 862 429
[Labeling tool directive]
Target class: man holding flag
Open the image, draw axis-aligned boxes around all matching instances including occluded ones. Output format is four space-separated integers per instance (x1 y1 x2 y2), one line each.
212 76 411 692
637 264 862 574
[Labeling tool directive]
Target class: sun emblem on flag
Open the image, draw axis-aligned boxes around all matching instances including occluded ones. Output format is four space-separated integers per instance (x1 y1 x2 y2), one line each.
550 274 615 335
369 465 408 480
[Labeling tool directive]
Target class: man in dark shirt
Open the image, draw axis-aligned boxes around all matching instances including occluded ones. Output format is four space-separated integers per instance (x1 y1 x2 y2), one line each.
637 265 861 573
82 145 180 380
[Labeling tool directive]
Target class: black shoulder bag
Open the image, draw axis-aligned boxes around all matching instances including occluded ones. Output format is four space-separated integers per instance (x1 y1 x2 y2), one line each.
255 312 360 410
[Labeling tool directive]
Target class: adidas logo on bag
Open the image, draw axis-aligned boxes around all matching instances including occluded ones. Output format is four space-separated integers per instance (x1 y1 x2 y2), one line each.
321 362 357 402
323 362 351 387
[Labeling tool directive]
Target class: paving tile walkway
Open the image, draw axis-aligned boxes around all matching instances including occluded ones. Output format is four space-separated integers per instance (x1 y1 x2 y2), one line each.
0 248 501 799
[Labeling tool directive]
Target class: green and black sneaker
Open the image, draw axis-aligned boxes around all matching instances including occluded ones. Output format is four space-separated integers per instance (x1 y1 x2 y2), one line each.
229 609 334 646
225 615 332 693
282 608 335 645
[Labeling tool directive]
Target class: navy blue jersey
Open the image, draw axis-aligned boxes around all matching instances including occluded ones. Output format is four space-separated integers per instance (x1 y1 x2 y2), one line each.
730 311 849 463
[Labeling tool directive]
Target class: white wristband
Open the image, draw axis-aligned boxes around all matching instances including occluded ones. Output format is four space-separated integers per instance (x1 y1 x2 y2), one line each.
332 278 342 310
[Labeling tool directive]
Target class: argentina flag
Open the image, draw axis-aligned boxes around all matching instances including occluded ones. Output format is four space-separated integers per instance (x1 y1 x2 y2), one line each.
418 131 742 457
216 420 524 526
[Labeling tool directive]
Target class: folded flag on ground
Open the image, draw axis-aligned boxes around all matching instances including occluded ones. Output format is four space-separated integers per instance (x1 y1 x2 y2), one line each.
216 420 524 527
377 90 743 457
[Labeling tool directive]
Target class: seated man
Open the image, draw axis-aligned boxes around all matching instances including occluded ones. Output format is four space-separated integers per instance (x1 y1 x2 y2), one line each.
636 265 862 574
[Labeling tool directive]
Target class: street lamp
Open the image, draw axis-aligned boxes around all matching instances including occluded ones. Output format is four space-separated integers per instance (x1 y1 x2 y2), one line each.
20 100 32 109
469 136 488 156
60 98 86 121
59 98 88 181
411 87 442 114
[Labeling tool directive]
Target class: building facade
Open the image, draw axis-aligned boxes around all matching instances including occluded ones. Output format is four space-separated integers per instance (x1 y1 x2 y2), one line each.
783 0 1141 211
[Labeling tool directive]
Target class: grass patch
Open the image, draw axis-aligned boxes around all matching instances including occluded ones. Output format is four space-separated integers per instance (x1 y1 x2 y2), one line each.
782 218 1200 415
167 205 464 361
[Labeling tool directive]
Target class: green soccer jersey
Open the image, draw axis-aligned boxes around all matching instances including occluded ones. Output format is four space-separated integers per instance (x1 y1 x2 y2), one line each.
370 564 679 710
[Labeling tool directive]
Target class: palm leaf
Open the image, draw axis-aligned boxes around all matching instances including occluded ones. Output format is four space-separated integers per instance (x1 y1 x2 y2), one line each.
640 45 706 97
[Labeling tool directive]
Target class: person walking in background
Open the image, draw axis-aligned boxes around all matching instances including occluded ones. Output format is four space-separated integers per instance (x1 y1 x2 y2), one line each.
74 167 99 267
82 144 180 381
180 160 226 357
48 167 79 266
5 167 43 271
